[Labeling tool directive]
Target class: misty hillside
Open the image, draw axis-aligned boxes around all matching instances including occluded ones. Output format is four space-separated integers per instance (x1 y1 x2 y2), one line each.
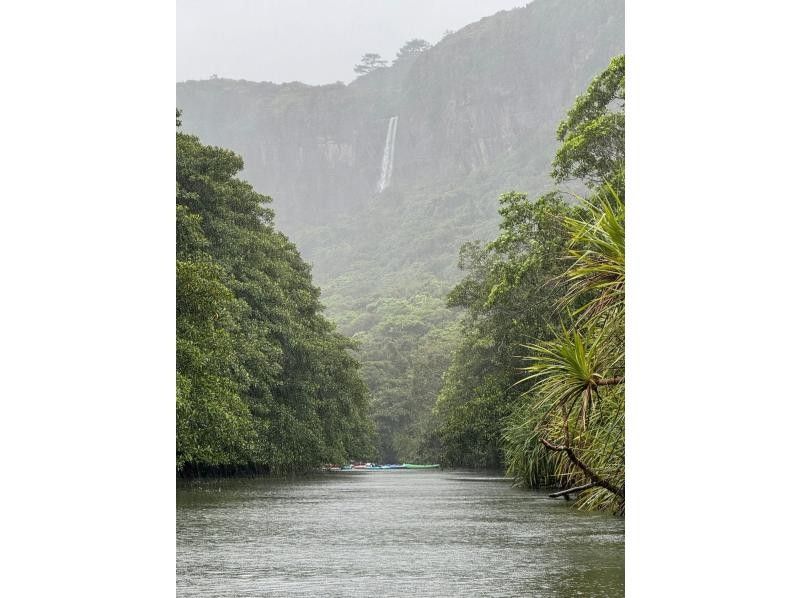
177 0 624 461
178 0 622 280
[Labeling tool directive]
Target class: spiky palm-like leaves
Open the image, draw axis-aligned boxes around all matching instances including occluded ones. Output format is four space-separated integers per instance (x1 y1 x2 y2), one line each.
562 186 624 322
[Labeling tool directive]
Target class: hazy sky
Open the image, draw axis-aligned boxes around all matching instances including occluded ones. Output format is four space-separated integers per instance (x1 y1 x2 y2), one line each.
177 0 528 84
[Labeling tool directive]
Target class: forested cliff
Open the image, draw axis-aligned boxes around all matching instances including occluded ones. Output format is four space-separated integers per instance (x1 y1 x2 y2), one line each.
178 0 622 235
177 0 624 464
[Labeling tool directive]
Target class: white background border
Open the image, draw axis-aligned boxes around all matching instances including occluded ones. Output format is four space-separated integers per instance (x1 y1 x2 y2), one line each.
627 0 800 595
1 0 798 595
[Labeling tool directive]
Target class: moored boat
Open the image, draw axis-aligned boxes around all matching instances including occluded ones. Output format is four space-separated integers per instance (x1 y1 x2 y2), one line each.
322 462 440 472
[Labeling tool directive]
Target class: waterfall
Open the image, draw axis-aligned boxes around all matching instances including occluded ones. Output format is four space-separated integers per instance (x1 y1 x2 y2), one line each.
376 116 398 193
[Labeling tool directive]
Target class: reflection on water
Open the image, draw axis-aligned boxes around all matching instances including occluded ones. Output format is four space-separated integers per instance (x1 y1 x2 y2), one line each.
177 471 624 597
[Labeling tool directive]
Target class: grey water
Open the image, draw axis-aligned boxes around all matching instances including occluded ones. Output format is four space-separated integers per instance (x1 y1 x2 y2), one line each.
176 470 624 597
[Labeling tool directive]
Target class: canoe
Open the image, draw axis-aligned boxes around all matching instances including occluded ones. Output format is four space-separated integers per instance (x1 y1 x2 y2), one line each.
402 464 440 469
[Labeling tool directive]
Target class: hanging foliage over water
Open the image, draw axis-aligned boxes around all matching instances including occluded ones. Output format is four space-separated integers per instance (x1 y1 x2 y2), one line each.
513 187 625 512
176 124 375 474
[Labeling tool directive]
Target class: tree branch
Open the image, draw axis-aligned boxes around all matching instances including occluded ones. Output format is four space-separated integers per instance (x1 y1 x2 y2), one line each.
548 482 597 499
596 376 624 386
540 438 624 498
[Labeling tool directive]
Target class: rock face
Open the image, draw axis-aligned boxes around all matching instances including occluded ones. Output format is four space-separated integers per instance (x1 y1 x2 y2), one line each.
177 0 624 257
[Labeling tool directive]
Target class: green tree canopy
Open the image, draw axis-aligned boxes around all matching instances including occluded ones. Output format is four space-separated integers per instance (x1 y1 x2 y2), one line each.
552 55 624 188
433 192 577 468
176 123 375 473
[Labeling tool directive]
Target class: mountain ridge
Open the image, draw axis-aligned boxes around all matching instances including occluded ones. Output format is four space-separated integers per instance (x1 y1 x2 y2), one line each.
177 0 623 244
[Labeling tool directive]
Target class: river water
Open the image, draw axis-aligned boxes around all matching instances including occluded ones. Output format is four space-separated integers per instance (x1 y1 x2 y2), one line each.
177 470 624 597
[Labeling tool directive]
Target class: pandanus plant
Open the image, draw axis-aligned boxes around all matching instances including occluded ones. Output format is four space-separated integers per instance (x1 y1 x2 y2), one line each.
519 185 625 511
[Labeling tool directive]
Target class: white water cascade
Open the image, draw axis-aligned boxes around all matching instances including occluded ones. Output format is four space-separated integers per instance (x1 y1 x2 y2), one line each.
376 116 398 193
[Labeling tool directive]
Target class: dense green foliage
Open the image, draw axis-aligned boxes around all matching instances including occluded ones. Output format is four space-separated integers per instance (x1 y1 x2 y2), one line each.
433 192 577 468
515 190 625 511
176 126 374 473
347 295 459 463
552 55 624 188
430 55 625 511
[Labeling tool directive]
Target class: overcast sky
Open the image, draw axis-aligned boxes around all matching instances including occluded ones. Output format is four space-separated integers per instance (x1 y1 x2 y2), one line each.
177 0 528 84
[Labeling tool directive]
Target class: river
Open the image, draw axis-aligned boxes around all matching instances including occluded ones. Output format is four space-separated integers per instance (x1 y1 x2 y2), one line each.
177 470 624 597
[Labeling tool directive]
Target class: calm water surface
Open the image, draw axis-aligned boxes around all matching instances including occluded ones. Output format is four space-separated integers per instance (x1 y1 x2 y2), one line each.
177 471 624 597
